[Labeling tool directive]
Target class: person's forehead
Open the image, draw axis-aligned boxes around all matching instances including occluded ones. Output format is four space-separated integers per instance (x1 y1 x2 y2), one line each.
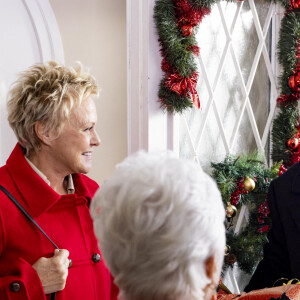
69 97 97 123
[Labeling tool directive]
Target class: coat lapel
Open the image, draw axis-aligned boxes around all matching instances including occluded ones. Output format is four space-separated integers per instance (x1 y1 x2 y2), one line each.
6 144 60 218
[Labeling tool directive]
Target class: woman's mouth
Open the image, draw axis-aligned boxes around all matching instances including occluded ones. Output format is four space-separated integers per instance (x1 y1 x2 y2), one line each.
82 152 92 157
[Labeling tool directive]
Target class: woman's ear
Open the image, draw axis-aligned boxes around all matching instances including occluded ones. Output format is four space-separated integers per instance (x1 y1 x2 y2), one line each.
34 121 54 145
204 256 218 300
205 256 216 281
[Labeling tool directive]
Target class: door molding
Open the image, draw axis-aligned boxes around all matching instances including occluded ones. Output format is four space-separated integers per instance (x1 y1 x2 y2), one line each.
127 0 177 155
22 0 64 62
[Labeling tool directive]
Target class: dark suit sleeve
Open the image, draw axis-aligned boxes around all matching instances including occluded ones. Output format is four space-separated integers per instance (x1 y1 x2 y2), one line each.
244 181 292 292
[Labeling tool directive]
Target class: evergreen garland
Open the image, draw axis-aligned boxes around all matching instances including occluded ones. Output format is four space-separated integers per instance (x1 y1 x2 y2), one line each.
154 0 210 112
272 8 300 166
272 105 299 165
278 11 300 94
154 0 198 78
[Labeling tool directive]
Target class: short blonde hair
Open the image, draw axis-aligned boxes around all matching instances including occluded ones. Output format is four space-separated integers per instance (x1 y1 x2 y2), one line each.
92 151 225 300
7 61 99 156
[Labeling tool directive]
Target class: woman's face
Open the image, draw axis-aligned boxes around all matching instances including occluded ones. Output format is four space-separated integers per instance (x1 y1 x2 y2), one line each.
48 96 100 175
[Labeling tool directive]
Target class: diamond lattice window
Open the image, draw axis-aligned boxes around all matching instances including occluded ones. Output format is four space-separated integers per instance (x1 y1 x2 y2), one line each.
179 0 281 174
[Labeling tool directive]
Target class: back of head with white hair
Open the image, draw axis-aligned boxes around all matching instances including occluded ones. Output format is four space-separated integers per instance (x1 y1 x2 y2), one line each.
91 151 225 300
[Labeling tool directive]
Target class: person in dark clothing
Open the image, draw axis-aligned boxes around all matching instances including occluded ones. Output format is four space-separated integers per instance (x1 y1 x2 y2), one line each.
245 161 300 292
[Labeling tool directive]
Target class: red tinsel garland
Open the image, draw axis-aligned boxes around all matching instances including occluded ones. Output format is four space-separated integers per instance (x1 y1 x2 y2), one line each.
161 57 173 73
277 93 299 107
174 0 210 28
187 45 200 56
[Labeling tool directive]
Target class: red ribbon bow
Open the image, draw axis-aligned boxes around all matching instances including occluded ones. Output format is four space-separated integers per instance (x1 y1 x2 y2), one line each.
165 72 200 109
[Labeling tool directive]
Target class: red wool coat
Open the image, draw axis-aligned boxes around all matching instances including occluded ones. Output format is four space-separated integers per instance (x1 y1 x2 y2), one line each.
0 144 118 300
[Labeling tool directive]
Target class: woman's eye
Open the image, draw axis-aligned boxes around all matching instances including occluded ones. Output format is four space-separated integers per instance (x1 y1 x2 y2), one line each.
84 126 93 132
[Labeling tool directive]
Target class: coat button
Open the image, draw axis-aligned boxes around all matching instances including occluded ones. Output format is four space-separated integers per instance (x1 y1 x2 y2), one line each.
68 259 72 268
10 282 20 292
92 253 101 263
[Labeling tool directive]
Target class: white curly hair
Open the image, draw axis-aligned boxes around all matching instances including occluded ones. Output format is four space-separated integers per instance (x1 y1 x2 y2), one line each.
91 151 225 300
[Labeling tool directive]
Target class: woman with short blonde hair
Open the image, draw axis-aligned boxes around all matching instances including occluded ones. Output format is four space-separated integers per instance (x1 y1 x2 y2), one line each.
7 61 98 156
0 61 118 300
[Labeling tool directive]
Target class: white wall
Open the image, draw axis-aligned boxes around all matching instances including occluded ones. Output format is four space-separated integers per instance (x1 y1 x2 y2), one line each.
50 0 127 183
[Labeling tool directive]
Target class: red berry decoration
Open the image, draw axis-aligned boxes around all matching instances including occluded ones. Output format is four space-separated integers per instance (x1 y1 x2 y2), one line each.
181 25 193 37
287 137 299 149
278 164 287 176
257 225 270 234
230 177 249 206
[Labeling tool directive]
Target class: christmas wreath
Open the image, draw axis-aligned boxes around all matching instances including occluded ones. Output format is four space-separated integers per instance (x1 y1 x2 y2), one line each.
211 153 282 273
154 0 300 274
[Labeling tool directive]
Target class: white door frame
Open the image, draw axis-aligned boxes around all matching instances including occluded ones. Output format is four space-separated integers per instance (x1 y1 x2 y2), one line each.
22 0 64 63
127 0 178 155
0 0 64 165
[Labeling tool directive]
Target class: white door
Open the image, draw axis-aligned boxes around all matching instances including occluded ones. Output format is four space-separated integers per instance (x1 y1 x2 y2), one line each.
0 0 64 165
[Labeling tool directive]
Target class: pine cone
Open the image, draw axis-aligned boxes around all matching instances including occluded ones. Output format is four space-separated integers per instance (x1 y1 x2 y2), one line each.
225 253 237 266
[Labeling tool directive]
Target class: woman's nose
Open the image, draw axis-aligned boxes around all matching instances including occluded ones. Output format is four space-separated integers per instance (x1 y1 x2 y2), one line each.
91 130 101 146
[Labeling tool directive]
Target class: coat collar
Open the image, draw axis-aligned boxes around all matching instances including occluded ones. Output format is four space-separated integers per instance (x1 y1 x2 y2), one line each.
6 144 99 217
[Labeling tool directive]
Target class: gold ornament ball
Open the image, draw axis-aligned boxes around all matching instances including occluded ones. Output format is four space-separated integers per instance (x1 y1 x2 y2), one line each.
225 245 231 256
226 203 237 218
243 177 255 192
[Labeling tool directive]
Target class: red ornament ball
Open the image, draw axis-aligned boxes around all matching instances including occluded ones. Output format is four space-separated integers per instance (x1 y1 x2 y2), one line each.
295 72 300 83
287 137 299 149
294 0 300 8
289 75 296 90
181 25 193 37
289 73 300 91
290 0 300 9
